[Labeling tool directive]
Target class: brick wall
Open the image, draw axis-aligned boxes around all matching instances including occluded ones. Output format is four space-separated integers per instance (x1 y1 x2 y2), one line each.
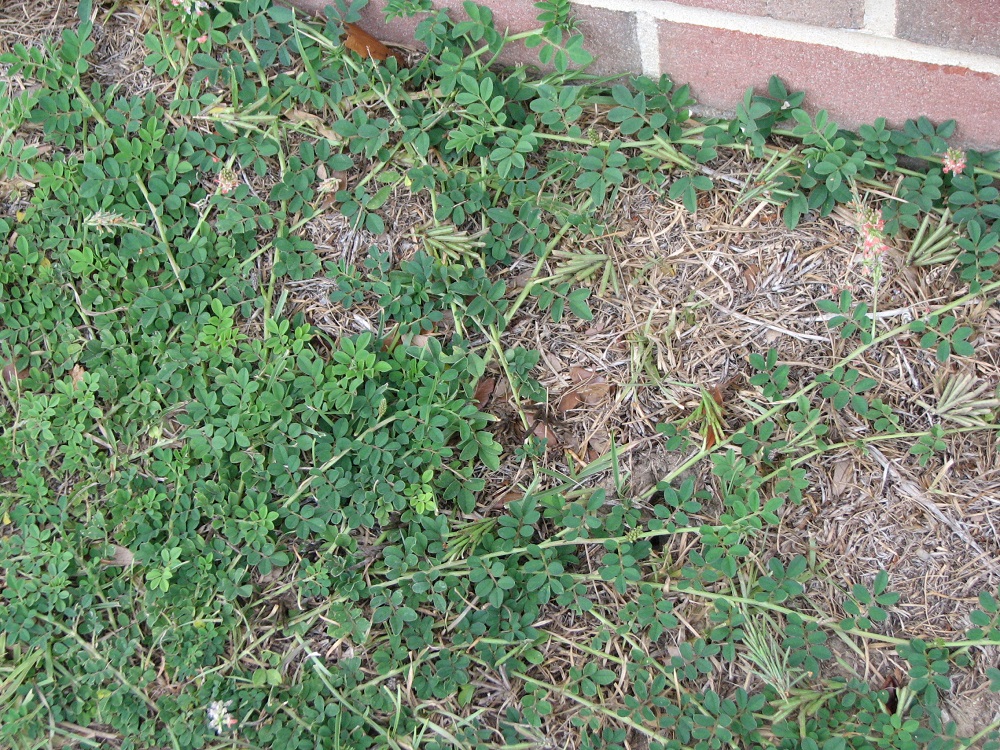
287 0 1000 150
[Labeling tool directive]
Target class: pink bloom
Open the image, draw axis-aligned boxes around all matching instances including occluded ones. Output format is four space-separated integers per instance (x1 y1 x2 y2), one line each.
217 168 240 194
942 148 966 176
196 34 209 44
855 205 891 275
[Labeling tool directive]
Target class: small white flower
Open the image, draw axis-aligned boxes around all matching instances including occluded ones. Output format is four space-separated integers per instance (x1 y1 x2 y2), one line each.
170 0 207 17
207 700 237 735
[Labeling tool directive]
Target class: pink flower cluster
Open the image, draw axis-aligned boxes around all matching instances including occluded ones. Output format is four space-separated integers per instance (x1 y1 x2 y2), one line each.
942 148 966 176
859 208 889 260
217 168 240 194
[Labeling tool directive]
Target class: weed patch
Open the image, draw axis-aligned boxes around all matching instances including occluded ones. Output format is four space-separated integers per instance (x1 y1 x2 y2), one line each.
2 0 1000 747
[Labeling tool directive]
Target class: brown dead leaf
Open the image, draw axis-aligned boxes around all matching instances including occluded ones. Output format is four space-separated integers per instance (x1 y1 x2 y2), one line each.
101 544 135 567
506 270 534 293
492 377 511 403
703 424 720 450
701 383 727 449
526 414 559 448
258 566 285 585
742 264 761 292
70 365 86 389
2 362 28 385
285 109 340 142
286 109 322 126
709 384 724 406
830 457 854 500
759 206 781 224
576 426 611 463
568 366 610 405
344 23 405 65
556 390 582 415
589 428 610 455
409 333 432 349
500 490 524 505
569 365 597 384
314 162 348 205
330 170 349 190
474 377 496 410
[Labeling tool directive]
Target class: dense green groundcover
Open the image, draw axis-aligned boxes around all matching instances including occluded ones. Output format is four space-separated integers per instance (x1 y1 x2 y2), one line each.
2 0 1000 747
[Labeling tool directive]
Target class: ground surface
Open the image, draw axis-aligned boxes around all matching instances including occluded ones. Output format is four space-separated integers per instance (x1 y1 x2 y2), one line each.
2 0 1000 747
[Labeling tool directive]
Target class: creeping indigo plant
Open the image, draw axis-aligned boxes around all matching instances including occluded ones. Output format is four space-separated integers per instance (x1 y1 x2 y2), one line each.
1 0 999 748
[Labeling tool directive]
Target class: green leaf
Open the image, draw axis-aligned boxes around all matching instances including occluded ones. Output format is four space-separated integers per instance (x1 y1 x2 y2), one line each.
567 288 593 320
268 5 295 23
852 583 872 604
592 669 617 685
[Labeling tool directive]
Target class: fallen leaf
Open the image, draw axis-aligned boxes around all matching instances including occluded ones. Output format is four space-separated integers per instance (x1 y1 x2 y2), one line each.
344 23 405 65
568 366 610 405
525 414 559 448
506 268 534 292
703 424 720 450
258 566 285 585
742 264 760 292
491 377 511 402
330 170 349 190
70 365 86 389
589 428 610 455
830 458 854 499
101 544 135 567
759 206 781 224
697 382 728 450
575 426 610 463
500 490 524 505
709 384 724 406
556 390 582 415
568 365 597 384
474 377 496 410
409 333 431 348
2 362 28 385
285 109 340 141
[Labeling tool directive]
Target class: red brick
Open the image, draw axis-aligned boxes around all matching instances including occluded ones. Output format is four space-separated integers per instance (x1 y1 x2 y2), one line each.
896 0 1000 58
660 0 863 29
568 5 641 75
286 0 640 75
656 21 1000 150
